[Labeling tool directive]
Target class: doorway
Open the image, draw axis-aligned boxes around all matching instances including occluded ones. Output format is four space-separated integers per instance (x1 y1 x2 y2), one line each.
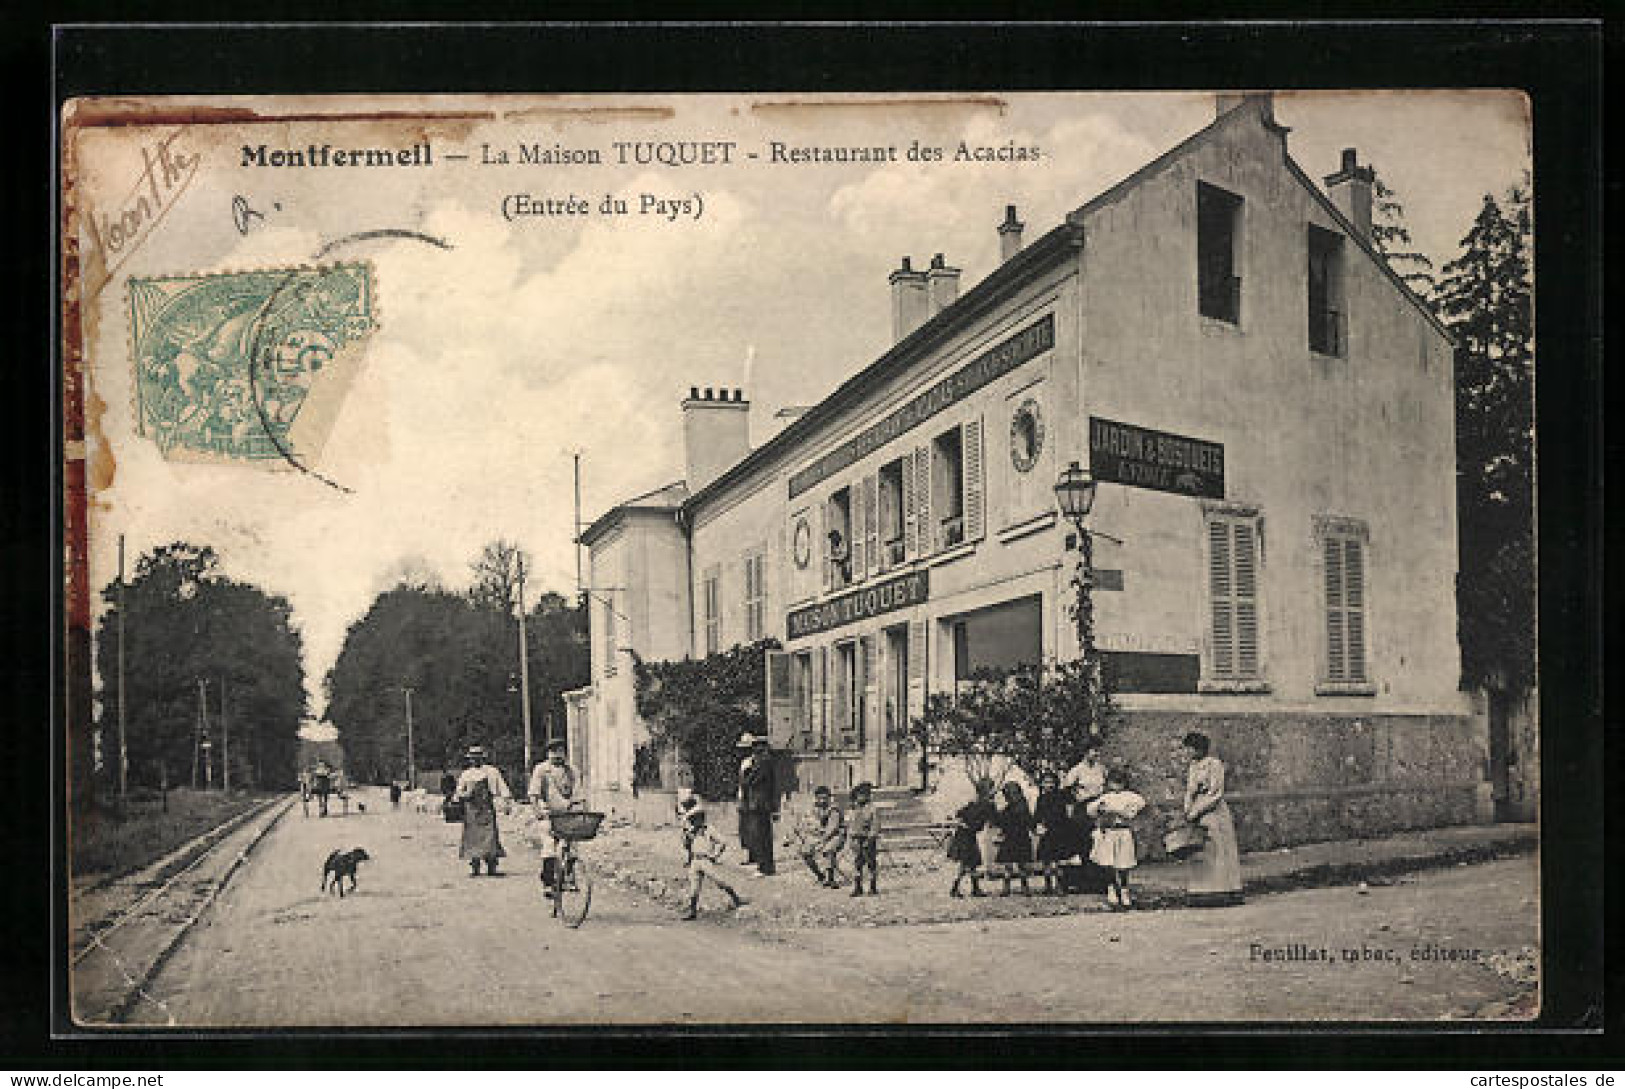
880 624 910 788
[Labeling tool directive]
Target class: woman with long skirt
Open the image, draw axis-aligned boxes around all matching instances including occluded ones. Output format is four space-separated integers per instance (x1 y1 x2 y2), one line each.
1180 731 1244 906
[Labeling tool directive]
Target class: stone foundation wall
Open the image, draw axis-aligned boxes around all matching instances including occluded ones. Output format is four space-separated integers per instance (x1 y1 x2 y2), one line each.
1100 710 1487 857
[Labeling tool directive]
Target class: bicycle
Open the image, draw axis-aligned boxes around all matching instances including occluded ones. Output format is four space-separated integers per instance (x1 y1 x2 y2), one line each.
541 806 604 928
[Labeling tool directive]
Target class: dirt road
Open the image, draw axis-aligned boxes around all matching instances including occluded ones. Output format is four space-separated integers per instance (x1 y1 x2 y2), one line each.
113 788 1538 1026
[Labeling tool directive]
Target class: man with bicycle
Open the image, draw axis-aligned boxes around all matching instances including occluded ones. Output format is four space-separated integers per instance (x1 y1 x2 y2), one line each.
529 738 580 898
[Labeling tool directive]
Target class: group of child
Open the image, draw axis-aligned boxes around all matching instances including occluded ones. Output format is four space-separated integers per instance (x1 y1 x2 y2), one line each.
675 780 883 920
947 765 1147 910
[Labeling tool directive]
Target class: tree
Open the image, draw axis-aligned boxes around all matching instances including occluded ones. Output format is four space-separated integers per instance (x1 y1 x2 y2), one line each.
632 639 781 800
1369 167 1438 298
95 542 307 791
468 539 526 616
1433 183 1535 697
914 660 1115 790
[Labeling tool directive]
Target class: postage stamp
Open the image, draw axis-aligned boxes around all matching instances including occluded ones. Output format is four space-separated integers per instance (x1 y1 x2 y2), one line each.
127 262 376 466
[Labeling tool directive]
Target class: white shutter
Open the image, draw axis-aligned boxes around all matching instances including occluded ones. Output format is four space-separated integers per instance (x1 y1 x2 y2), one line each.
1233 522 1259 677
860 635 878 750
907 618 927 722
1324 536 1346 682
849 488 865 584
864 474 880 580
819 500 831 593
765 650 795 748
1208 518 1235 678
902 454 918 560
816 645 829 752
915 445 934 556
963 416 985 543
1344 539 1366 682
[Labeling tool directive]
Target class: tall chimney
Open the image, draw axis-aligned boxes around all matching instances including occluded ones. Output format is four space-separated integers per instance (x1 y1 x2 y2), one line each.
1324 147 1374 242
997 204 1024 262
926 253 961 315
889 257 930 342
682 386 751 492
1214 91 1276 123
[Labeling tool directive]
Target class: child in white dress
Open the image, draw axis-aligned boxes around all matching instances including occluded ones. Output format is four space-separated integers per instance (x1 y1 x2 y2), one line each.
1086 770 1146 910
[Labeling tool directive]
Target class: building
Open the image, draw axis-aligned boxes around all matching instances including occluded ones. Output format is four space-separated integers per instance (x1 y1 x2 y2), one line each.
569 94 1487 849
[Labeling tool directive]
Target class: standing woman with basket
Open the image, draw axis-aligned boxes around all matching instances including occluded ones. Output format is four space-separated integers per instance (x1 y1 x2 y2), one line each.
454 745 511 877
1180 731 1244 906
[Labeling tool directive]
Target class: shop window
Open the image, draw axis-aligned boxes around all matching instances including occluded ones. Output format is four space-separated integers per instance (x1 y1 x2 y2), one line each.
1206 511 1261 682
1197 181 1244 324
951 595 1043 682
932 427 966 549
743 548 766 642
879 459 905 567
1320 523 1370 688
826 487 853 589
1308 224 1346 356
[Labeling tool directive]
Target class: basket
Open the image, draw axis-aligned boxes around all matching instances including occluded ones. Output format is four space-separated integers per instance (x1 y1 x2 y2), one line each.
548 810 606 841
1162 822 1208 859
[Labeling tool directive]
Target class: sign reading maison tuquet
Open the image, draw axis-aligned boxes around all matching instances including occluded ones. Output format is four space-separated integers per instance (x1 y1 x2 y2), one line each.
787 570 929 639
788 315 1055 499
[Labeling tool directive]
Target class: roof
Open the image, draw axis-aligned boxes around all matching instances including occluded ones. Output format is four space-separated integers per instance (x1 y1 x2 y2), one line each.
578 479 689 547
664 98 1452 522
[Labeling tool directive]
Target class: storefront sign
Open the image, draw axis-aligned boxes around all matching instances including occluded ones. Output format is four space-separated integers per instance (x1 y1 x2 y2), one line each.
787 570 929 639
788 315 1055 498
1088 416 1225 499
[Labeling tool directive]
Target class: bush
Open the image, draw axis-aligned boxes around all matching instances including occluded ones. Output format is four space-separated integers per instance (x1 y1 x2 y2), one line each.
632 639 780 801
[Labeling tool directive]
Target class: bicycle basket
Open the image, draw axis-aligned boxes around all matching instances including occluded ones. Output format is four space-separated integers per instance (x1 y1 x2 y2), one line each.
549 811 606 841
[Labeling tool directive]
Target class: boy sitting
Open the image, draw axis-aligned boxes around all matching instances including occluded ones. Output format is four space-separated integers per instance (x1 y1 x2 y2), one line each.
788 785 847 888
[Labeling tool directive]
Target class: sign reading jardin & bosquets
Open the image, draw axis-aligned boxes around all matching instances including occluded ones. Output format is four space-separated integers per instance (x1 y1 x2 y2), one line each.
1089 416 1225 499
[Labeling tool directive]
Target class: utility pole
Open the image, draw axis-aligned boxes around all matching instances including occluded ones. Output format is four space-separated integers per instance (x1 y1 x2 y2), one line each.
516 553 534 783
195 678 211 789
116 534 128 801
220 676 230 792
572 450 584 607
403 686 416 789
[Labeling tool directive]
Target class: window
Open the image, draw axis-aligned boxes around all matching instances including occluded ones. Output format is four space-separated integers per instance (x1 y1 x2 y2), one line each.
601 592 618 677
932 427 965 549
1308 224 1346 356
743 549 766 642
879 459 905 567
951 595 1043 682
1320 523 1370 688
793 651 815 748
1205 511 1261 682
833 641 857 747
1197 181 1244 323
826 487 853 589
702 566 721 655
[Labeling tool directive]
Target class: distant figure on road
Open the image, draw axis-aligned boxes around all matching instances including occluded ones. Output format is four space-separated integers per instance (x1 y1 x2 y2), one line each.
735 733 778 876
389 781 402 809
454 745 511 877
311 760 334 818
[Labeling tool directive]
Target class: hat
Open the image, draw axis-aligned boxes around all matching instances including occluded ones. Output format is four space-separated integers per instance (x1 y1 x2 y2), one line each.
736 732 759 749
679 797 706 824
465 745 487 761
546 738 567 753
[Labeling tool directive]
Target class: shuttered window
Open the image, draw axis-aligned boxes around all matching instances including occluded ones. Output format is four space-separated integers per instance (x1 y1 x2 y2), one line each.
1206 513 1261 681
743 549 765 642
1322 531 1369 684
703 566 721 655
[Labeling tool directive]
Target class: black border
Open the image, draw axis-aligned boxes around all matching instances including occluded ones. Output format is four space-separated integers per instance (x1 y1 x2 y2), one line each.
17 17 1611 1069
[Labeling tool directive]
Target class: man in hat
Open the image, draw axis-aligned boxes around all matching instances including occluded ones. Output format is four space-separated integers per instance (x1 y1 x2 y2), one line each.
453 744 511 877
529 738 579 898
736 733 778 876
677 795 744 920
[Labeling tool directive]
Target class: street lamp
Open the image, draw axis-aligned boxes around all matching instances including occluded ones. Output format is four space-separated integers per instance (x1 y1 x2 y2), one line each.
1054 461 1103 738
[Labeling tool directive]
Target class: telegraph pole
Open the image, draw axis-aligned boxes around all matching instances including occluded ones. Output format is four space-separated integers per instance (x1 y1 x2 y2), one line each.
516 553 535 781
194 678 211 789
403 686 416 789
116 535 128 801
220 676 230 792
572 450 584 606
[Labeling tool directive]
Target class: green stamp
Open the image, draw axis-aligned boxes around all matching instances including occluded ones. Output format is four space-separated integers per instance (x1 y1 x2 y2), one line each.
128 263 375 466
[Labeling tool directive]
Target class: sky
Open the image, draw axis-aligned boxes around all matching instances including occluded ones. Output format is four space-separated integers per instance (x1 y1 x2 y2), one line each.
76 91 1531 727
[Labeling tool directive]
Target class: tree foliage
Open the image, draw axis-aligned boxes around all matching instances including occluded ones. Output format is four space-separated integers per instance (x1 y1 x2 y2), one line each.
95 542 307 791
632 639 781 800
1369 168 1438 297
1434 182 1535 696
324 543 589 787
915 659 1115 790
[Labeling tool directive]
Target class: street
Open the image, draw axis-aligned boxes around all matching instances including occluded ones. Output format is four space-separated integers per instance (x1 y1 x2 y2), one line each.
114 788 1538 1026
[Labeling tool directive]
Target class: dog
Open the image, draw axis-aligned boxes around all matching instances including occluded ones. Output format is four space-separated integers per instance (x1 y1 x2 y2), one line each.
321 848 370 897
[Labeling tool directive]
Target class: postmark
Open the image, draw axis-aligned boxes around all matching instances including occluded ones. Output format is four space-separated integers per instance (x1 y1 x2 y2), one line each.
128 263 376 471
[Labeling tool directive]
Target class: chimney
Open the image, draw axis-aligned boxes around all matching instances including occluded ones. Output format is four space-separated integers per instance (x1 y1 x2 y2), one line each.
926 253 961 315
889 257 930 342
997 204 1025 262
681 386 751 492
1214 91 1276 124
1324 147 1374 242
